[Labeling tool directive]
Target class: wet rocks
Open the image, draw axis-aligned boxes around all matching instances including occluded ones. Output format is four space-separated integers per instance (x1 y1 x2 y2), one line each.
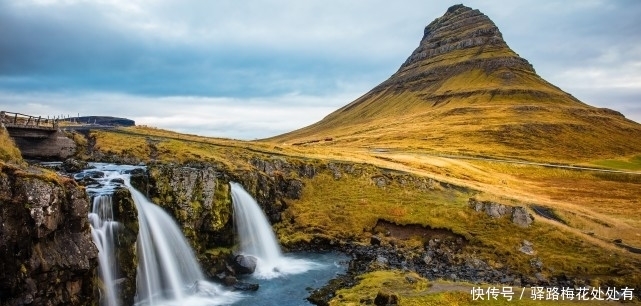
233 282 260 292
73 170 105 186
62 158 88 173
233 255 258 275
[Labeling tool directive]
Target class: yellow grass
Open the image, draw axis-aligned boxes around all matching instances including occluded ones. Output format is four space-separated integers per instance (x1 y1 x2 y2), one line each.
0 126 22 163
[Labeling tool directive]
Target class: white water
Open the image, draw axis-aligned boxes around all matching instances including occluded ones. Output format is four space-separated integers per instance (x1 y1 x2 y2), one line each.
85 164 240 306
230 182 320 279
89 195 120 306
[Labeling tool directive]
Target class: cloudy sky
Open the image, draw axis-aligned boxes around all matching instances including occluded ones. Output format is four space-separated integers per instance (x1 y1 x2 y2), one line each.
1 0 640 139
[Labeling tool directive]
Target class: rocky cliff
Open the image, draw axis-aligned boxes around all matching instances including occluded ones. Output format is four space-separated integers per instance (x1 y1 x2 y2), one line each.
0 164 97 306
384 4 537 93
139 158 310 275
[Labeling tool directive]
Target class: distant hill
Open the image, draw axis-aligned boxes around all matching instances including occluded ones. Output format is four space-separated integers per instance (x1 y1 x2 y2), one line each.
68 116 135 127
270 4 641 162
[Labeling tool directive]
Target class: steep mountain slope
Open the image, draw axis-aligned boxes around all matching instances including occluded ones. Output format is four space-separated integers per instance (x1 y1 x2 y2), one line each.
271 4 641 162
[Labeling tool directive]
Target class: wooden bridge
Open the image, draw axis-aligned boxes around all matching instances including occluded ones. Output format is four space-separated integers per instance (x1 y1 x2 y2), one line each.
1 111 76 159
1 111 62 128
1 111 61 138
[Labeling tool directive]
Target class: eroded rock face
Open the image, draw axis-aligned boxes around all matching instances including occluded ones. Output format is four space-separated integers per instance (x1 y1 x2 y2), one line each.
147 164 233 254
372 4 535 95
0 166 97 306
111 188 139 306
400 5 532 71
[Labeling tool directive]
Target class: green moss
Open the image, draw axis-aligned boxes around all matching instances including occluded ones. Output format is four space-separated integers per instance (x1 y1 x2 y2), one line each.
210 181 232 231
205 247 233 257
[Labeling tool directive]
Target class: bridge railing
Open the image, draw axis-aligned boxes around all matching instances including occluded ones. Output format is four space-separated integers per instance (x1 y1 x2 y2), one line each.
0 111 58 129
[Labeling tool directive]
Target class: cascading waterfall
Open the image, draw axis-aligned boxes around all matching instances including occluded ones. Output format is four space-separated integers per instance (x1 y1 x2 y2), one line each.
88 194 120 306
85 164 240 306
230 182 320 279
127 178 204 304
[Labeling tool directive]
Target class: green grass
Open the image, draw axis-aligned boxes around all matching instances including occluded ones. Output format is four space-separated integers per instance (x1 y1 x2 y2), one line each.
592 155 641 171
92 129 151 161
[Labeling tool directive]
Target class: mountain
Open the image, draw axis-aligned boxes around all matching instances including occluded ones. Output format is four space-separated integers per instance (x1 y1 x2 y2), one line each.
68 116 135 127
270 4 641 162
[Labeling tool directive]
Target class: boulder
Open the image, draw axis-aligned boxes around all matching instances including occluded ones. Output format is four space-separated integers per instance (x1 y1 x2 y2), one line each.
62 158 88 173
512 207 533 228
233 255 257 275
223 276 238 286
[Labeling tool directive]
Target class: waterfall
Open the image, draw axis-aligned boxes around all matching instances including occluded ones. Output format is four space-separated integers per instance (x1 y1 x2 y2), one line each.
127 179 205 304
230 182 320 279
88 195 120 306
85 164 240 306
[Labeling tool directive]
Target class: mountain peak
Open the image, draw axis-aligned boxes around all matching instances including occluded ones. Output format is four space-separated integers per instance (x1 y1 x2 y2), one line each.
393 4 534 88
403 4 506 69
270 5 641 162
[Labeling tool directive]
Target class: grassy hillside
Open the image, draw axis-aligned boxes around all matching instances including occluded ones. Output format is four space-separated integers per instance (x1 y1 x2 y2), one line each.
269 68 641 163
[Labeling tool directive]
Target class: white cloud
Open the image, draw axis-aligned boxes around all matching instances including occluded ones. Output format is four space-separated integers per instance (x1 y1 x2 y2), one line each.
2 0 641 135
0 90 362 139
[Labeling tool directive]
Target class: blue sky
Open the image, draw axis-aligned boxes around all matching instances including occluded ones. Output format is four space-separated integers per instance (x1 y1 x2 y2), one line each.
1 0 640 139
